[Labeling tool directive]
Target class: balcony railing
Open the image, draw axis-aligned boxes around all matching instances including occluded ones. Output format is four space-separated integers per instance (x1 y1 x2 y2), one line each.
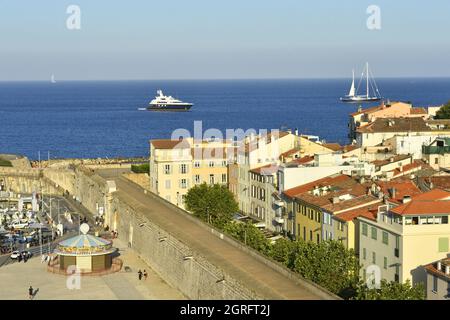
422 145 450 155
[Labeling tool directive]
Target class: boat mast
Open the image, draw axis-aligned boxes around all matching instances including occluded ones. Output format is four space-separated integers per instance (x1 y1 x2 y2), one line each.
366 62 369 98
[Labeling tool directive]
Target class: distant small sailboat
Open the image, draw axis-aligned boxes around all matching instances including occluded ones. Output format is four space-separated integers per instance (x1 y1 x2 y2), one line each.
51 74 56 83
340 62 382 103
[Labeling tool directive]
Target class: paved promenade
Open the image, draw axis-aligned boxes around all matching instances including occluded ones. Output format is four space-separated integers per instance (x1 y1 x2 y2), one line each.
0 238 185 300
97 169 335 300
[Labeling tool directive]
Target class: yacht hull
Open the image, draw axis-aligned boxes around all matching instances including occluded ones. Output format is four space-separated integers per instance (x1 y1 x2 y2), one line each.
147 104 193 111
340 96 381 103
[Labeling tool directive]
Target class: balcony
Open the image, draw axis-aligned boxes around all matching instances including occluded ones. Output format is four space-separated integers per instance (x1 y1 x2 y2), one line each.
274 217 284 224
422 145 450 155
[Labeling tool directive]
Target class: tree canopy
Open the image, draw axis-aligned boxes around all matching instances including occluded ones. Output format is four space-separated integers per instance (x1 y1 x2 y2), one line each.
184 183 238 228
434 100 450 119
354 279 425 300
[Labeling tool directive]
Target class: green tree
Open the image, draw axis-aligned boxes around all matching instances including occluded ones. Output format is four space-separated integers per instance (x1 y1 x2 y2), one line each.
223 221 271 254
291 240 360 297
269 237 297 268
354 279 425 300
434 100 450 119
184 183 238 228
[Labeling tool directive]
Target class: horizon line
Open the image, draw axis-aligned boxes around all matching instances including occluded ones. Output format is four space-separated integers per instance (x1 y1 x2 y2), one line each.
2 75 450 82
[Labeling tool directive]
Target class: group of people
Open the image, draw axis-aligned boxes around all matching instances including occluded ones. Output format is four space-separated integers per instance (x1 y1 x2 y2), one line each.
17 251 31 263
138 269 148 281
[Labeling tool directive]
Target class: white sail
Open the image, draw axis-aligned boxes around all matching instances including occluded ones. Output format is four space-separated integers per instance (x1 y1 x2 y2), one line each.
348 70 355 97
51 74 56 83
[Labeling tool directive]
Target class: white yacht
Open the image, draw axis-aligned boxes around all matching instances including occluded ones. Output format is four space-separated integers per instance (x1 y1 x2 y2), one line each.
147 90 193 111
341 63 382 103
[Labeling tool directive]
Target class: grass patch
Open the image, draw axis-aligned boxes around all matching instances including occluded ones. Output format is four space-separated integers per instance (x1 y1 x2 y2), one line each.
0 158 12 167
131 163 149 173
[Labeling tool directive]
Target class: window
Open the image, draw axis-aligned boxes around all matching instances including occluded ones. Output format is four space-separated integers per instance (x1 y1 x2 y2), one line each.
362 223 368 236
180 164 188 174
372 252 376 264
316 234 320 244
222 160 227 167
442 216 449 224
435 158 439 165
363 248 366 260
384 257 387 269
209 161 215 168
222 174 227 183
303 227 306 240
209 174 215 184
164 164 171 174
382 231 389 245
194 175 200 184
371 227 377 240
194 161 200 168
165 180 171 189
432 275 438 293
180 179 187 189
438 237 449 252
297 224 300 236
310 230 313 241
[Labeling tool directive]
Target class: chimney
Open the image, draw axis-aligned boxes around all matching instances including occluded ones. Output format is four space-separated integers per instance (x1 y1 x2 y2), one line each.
390 157 394 162
402 195 411 203
390 187 397 199
332 196 340 204
294 128 299 136
437 261 442 271
445 265 450 275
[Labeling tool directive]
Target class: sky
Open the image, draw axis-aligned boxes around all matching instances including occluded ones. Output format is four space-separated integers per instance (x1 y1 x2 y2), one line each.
0 0 450 80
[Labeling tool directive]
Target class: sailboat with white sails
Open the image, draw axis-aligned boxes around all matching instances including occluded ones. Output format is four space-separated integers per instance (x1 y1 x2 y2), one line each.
340 62 382 103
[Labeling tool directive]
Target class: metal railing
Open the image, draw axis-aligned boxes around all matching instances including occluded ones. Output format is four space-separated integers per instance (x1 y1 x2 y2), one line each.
422 145 450 155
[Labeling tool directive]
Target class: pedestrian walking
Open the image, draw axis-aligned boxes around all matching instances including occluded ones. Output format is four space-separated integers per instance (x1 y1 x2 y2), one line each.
138 269 142 280
143 270 148 280
28 286 33 300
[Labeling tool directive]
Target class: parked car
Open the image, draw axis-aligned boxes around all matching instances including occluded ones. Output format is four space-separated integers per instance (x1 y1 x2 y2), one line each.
10 250 20 259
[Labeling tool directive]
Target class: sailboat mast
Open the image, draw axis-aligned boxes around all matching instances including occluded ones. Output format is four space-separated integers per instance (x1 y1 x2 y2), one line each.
366 62 369 98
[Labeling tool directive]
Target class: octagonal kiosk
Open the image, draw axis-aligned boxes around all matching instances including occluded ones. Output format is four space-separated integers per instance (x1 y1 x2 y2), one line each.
53 223 117 273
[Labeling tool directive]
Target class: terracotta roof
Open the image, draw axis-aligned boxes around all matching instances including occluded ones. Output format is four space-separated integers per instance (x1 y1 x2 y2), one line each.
409 188 450 201
289 155 314 165
335 204 380 222
342 145 359 153
297 193 379 214
279 148 300 158
424 258 450 281
391 161 422 177
410 107 427 115
390 189 450 215
350 104 386 116
424 176 450 191
372 155 411 167
283 174 351 199
250 164 279 175
356 117 430 134
322 143 342 151
375 178 422 204
151 139 191 149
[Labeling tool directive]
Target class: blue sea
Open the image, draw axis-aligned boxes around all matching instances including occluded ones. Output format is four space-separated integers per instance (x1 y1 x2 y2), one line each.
0 78 449 159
